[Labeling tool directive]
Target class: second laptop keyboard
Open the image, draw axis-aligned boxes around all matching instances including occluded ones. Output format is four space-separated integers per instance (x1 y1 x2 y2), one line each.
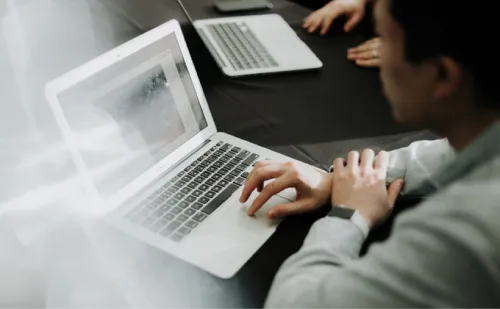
206 22 279 71
125 142 260 242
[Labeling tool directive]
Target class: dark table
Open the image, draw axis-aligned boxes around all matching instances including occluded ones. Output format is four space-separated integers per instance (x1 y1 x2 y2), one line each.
1 0 434 307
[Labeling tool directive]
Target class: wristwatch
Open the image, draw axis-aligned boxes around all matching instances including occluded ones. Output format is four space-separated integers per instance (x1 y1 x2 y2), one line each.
328 206 370 238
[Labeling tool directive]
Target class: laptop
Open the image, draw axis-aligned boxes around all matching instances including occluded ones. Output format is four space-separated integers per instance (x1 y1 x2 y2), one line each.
45 19 322 278
176 0 323 77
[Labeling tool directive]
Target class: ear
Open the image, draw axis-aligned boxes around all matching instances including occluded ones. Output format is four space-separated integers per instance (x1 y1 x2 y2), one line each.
434 57 464 100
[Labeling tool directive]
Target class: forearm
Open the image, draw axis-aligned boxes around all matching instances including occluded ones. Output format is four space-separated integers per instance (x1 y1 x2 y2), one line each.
265 217 364 308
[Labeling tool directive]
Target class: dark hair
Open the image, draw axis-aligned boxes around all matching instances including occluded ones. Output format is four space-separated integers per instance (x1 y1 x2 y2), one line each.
388 0 498 109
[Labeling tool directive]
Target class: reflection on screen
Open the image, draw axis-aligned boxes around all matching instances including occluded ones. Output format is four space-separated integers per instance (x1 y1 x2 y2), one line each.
57 33 207 198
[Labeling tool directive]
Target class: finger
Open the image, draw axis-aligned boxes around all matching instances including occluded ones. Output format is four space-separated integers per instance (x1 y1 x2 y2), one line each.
257 183 264 192
308 19 322 33
320 9 340 35
303 14 313 28
333 157 345 173
320 16 334 35
360 149 375 171
239 163 285 203
267 199 311 219
346 151 360 172
347 40 371 54
374 151 390 171
387 179 405 207
248 174 298 216
344 11 363 32
348 50 377 61
355 58 381 68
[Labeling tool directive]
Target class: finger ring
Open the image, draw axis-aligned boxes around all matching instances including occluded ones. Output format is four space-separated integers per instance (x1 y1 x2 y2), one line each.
372 49 378 58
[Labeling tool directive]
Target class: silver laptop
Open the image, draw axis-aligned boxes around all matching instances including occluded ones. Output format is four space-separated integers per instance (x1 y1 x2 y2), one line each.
176 0 322 77
45 19 322 278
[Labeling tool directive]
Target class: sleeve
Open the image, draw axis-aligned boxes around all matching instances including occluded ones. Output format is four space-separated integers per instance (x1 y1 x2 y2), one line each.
386 138 454 195
264 192 500 308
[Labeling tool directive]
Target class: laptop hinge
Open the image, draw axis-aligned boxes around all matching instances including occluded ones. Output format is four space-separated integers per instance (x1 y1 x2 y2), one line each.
158 139 212 181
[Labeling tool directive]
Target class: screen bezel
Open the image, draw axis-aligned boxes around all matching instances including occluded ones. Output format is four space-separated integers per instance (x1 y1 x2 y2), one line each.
45 19 217 212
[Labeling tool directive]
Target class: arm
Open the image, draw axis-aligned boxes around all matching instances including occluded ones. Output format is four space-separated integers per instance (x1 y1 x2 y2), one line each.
265 189 500 308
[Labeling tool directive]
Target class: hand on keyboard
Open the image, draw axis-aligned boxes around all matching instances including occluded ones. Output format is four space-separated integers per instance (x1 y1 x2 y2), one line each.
239 160 332 219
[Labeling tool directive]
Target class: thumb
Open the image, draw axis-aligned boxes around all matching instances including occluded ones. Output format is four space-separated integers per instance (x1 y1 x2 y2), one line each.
344 11 363 32
387 179 405 207
267 199 309 219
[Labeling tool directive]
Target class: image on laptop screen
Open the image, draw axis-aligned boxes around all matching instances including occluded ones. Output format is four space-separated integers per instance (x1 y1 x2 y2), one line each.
56 32 208 199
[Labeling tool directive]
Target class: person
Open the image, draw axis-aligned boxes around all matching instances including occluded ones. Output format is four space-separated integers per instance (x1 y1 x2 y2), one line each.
240 0 500 306
303 0 381 68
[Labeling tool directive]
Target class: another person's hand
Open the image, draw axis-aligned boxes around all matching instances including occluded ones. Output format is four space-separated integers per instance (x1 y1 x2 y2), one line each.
240 161 332 219
347 37 381 68
331 150 404 228
303 0 367 35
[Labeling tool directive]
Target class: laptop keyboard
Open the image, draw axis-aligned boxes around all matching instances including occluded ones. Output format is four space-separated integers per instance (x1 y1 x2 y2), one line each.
206 22 279 71
124 142 260 243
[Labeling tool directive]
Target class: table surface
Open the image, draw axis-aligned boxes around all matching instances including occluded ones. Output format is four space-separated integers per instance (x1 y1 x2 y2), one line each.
0 0 434 307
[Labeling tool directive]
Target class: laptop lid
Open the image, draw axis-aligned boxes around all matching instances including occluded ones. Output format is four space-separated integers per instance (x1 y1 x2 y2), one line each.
45 20 217 211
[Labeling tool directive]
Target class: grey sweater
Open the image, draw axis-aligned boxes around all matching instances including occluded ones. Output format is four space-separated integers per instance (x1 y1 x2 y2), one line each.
265 122 500 307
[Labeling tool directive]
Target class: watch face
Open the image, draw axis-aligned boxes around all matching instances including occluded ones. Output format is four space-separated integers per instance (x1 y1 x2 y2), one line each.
328 207 356 219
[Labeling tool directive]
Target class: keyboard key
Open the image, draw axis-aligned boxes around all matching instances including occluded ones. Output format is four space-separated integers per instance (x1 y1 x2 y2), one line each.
207 166 217 173
171 207 182 215
170 233 184 242
198 184 210 191
178 226 191 236
205 191 215 198
185 220 198 229
187 171 198 178
213 161 223 168
181 176 192 182
237 150 250 159
187 182 198 189
241 171 250 179
218 180 229 187
185 195 196 203
231 147 241 153
167 199 179 206
212 174 223 180
191 202 203 210
243 153 259 166
201 171 211 178
177 180 187 187
234 177 246 185
160 221 182 236
184 208 196 216
212 185 223 193
206 179 216 186
224 174 236 182
199 197 210 204
178 201 189 209
184 165 192 172
192 190 203 197
193 212 207 223
215 150 225 156
202 184 239 215
220 143 230 150
194 165 204 172
177 171 185 178
177 214 189 222
181 187 192 194
194 176 204 183
161 192 172 199
191 161 199 167
159 205 170 212
174 193 185 200
163 213 175 221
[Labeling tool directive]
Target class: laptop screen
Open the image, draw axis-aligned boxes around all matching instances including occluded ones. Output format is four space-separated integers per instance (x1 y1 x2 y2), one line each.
57 32 208 199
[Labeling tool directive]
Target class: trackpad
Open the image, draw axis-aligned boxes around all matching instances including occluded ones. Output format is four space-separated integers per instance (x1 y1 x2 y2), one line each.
235 191 286 227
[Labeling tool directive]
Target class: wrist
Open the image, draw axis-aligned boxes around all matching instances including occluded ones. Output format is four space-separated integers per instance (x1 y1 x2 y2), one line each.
328 206 371 238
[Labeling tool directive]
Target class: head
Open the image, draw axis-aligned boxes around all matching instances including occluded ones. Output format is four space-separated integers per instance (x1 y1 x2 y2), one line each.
375 0 499 131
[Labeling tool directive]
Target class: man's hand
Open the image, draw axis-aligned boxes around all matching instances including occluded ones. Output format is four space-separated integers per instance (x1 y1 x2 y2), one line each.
331 150 404 228
347 37 381 68
240 160 332 219
303 0 367 35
